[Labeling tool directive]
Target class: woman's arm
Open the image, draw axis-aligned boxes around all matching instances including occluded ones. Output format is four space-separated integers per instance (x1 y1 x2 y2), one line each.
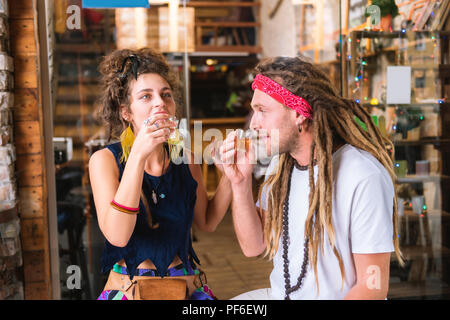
188 152 232 233
89 109 173 247
89 148 145 247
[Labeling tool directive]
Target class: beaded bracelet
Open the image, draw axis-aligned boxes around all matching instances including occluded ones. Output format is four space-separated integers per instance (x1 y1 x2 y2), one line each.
110 200 139 214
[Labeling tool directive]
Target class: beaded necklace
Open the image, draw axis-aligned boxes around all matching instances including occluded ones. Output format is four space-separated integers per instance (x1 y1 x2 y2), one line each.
293 159 317 171
282 162 311 300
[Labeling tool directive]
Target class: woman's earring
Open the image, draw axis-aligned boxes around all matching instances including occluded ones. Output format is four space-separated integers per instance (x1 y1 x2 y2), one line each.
298 124 302 133
120 123 135 163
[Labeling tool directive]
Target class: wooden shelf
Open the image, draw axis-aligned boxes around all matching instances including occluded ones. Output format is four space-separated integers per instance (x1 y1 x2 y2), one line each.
396 174 450 184
57 76 100 84
351 30 450 39
190 117 246 125
400 209 450 222
195 45 261 53
57 56 102 64
439 64 450 72
56 43 109 54
363 102 448 108
394 245 450 262
394 138 450 147
196 21 260 28
187 1 261 7
388 280 450 299
56 95 98 103
192 0 261 54
53 117 98 129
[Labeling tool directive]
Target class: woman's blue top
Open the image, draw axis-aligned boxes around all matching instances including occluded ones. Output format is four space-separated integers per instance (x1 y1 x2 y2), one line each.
100 142 199 280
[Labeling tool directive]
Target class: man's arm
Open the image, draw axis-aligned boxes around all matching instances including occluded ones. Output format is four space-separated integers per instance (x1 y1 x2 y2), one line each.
344 253 391 300
231 177 266 257
219 130 267 257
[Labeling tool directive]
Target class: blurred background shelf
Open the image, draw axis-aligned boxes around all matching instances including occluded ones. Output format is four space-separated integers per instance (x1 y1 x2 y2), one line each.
343 29 450 300
388 280 450 299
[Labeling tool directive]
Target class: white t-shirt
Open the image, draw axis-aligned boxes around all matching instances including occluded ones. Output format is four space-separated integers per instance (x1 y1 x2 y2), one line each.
256 144 395 299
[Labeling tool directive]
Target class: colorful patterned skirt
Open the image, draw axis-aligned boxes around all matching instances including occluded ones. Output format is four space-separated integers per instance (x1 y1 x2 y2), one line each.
97 262 216 300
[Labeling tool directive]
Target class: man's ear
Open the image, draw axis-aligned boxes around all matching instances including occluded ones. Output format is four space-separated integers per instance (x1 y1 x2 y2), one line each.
295 113 307 127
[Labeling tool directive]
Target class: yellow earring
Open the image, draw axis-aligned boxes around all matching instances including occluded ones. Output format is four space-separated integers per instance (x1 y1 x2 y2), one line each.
120 124 135 163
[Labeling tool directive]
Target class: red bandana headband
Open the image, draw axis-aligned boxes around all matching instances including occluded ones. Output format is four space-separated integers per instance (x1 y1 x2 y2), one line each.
251 74 313 119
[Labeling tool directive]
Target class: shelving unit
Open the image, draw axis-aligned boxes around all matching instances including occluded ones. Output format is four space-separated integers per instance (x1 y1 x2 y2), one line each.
187 1 261 53
343 30 450 299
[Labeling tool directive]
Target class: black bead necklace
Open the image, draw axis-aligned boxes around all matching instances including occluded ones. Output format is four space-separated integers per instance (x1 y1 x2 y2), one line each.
293 159 317 171
282 163 310 300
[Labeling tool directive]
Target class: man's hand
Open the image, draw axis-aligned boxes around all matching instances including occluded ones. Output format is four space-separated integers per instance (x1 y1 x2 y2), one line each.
219 130 255 185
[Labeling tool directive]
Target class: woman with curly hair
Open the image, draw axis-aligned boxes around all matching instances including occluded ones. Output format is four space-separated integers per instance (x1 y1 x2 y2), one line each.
89 48 231 300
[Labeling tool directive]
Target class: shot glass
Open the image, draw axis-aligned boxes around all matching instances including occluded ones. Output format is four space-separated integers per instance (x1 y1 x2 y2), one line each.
167 116 182 143
212 129 258 165
167 116 184 162
234 129 258 163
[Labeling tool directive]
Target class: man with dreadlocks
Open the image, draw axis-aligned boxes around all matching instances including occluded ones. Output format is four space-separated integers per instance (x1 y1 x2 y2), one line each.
219 56 404 300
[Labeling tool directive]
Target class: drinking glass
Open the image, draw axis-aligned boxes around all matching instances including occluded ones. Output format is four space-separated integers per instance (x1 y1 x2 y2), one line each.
167 116 183 160
236 129 258 152
212 129 258 164
234 129 258 163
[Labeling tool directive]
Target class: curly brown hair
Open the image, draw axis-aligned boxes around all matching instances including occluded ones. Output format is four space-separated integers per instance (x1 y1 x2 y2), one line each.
255 56 404 290
95 47 182 142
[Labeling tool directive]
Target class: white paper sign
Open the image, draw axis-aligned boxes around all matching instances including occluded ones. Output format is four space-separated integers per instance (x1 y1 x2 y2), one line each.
386 66 411 104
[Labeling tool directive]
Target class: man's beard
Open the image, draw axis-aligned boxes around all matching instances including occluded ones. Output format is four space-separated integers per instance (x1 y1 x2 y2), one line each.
259 127 298 159
276 127 299 155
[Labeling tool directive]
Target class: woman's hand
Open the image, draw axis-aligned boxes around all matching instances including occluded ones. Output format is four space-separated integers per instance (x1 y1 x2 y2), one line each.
130 107 175 160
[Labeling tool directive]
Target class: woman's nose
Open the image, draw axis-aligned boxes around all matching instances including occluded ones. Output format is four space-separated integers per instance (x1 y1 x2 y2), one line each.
152 93 165 108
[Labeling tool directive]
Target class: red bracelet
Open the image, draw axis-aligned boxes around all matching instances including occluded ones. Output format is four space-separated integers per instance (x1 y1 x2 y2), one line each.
111 200 139 214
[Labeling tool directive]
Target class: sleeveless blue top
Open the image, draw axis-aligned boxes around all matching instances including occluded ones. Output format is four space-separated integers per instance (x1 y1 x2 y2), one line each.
100 142 200 280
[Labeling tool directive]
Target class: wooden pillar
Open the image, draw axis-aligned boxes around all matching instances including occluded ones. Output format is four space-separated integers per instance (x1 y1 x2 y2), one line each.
9 0 52 299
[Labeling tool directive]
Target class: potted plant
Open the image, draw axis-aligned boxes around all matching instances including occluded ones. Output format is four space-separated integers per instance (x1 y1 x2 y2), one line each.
365 0 399 31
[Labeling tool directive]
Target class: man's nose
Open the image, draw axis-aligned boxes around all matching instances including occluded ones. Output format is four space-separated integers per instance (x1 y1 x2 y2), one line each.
249 113 259 130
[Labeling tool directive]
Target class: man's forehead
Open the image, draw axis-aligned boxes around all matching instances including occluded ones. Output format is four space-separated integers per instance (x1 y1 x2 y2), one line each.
251 89 283 108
